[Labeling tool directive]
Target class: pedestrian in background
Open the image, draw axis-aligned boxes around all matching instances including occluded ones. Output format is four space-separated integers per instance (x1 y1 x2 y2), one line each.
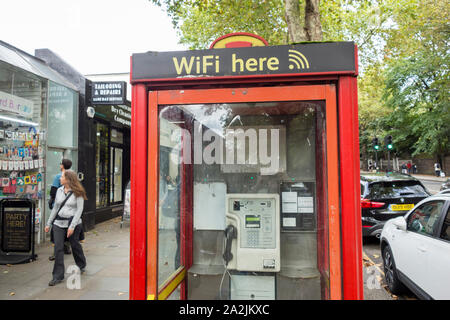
434 162 441 177
45 169 87 286
407 162 412 174
401 163 407 174
48 159 73 260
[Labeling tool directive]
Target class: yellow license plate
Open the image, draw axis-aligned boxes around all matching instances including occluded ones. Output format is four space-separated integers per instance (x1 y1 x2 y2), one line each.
391 204 414 211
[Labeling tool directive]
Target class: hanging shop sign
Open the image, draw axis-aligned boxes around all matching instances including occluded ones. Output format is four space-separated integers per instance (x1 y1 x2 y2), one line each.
1 200 33 252
131 42 356 82
0 91 34 118
87 81 127 105
94 104 131 128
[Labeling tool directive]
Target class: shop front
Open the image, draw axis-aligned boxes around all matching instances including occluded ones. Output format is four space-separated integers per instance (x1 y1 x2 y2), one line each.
130 34 363 300
89 101 131 224
0 41 79 244
34 49 131 231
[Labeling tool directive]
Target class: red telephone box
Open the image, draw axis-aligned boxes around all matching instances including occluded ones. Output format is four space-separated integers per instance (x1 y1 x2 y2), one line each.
130 33 362 300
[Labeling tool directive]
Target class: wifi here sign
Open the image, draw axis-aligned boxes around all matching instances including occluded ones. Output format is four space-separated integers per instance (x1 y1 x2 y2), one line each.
132 42 356 81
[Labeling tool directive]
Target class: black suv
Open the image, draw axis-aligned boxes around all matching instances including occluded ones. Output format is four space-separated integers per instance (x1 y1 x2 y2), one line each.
361 172 430 238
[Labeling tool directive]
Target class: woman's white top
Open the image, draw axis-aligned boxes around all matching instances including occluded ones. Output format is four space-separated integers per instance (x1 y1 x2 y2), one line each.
46 187 83 229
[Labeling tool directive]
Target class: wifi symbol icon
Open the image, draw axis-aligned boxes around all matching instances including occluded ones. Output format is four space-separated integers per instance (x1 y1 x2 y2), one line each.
288 49 310 70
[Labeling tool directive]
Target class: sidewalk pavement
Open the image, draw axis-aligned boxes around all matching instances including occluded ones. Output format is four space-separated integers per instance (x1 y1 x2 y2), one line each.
0 217 130 300
361 171 448 183
410 173 447 183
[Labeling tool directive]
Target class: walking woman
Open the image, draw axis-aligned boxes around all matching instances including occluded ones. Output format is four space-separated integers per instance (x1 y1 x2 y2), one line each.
45 169 87 286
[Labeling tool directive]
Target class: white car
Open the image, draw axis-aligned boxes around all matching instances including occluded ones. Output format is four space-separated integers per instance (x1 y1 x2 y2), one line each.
380 193 450 299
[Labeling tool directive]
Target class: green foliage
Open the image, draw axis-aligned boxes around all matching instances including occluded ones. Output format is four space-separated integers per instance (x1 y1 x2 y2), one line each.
149 0 450 160
381 0 450 158
383 51 449 157
150 0 394 56
150 0 287 49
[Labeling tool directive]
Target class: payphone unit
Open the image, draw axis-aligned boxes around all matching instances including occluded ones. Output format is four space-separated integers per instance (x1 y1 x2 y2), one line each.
224 194 280 272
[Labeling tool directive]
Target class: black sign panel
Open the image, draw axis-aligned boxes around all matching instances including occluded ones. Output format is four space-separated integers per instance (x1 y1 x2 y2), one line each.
1 201 33 252
95 104 131 128
132 42 356 81
88 81 127 105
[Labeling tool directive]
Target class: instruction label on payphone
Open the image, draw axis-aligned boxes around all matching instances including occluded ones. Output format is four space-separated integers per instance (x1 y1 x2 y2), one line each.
280 182 316 231
225 194 280 272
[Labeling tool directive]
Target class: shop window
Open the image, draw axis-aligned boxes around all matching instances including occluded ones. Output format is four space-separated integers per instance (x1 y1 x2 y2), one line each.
96 123 109 208
111 129 123 144
110 147 123 203
0 63 46 205
47 81 78 148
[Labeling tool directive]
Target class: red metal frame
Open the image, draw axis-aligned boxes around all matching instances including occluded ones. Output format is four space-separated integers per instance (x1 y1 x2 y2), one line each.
130 84 148 300
338 76 363 300
137 85 344 300
130 58 362 301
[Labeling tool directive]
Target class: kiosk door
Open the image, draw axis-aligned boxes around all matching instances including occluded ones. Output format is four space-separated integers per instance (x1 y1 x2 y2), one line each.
147 84 341 300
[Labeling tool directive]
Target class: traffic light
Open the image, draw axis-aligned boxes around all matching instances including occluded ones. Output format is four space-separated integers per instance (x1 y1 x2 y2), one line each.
384 135 393 150
372 137 380 150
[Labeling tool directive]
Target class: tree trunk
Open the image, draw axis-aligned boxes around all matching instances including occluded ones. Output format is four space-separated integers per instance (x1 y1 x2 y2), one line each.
304 0 323 41
285 0 323 43
284 0 307 42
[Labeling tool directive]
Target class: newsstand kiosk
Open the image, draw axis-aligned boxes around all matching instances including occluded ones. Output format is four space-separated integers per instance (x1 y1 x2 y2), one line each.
130 33 362 300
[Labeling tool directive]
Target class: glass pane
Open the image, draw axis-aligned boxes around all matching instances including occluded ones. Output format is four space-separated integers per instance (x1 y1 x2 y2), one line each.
368 181 428 199
114 148 123 202
0 65 46 235
111 129 123 144
45 149 64 222
110 147 114 203
440 208 450 241
158 115 182 286
64 149 78 172
47 81 78 148
408 201 445 235
96 123 109 208
158 101 329 300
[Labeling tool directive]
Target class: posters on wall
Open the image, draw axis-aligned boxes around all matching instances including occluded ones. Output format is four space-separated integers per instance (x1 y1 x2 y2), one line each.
0 128 44 200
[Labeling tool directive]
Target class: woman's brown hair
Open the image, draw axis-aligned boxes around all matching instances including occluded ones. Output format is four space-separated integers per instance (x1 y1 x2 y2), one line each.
63 170 88 200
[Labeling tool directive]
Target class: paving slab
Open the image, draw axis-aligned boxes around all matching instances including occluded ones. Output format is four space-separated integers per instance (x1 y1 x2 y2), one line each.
0 217 130 300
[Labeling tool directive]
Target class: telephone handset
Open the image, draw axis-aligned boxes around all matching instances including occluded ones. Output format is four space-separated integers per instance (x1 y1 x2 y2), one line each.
223 225 237 266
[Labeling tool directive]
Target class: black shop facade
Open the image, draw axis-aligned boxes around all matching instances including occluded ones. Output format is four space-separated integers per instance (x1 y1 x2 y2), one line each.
82 81 131 229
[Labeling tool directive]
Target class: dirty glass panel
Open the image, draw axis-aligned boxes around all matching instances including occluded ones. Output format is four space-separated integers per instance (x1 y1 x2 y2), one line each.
158 101 329 300
96 123 109 208
47 81 78 148
158 108 183 289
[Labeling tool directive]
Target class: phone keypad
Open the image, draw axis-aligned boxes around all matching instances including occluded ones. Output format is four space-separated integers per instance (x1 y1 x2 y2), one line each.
247 231 259 247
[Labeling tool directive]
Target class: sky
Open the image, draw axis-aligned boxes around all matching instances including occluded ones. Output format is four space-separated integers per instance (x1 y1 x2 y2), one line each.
0 0 187 75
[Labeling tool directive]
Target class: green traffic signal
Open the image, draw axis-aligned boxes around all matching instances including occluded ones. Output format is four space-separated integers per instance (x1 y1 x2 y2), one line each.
374 145 379 150
384 135 393 150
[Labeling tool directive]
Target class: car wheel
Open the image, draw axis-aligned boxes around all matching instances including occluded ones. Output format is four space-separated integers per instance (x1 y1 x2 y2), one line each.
382 245 405 295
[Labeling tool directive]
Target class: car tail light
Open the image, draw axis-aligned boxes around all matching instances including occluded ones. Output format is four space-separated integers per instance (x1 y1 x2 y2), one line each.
361 199 385 209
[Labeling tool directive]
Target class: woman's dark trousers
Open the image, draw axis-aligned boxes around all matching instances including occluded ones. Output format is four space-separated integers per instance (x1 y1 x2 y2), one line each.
52 225 86 280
